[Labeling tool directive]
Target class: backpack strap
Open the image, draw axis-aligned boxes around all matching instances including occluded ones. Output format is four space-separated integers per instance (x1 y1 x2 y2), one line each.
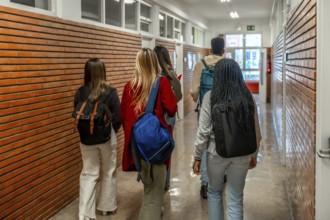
201 59 209 70
89 101 99 135
145 76 162 113
74 101 88 131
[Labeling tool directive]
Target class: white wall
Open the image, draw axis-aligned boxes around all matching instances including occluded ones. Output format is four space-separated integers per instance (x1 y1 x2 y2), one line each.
209 18 272 47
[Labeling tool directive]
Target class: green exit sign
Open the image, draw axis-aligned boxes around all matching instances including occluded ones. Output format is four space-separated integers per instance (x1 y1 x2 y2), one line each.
247 25 255 31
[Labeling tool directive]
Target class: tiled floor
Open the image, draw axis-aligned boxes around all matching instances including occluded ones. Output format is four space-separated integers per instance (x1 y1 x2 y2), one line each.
51 100 291 220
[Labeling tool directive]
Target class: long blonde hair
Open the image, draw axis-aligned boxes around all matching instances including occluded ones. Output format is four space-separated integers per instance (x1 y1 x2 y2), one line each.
84 58 108 102
130 48 162 112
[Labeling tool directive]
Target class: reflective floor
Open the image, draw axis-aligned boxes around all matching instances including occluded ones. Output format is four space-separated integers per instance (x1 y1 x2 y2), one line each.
51 99 291 220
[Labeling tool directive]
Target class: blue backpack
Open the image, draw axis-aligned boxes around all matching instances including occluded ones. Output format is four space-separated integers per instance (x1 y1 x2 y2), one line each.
131 77 175 170
199 59 215 104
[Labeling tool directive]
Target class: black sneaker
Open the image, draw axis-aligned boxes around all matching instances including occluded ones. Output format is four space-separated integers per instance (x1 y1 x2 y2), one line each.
200 184 208 199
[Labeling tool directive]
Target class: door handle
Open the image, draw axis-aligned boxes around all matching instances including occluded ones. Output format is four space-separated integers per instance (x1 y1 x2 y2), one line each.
317 149 330 159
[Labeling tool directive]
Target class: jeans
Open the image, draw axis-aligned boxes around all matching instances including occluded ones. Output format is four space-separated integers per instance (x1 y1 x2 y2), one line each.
79 128 117 219
207 152 250 220
139 160 166 220
200 149 208 185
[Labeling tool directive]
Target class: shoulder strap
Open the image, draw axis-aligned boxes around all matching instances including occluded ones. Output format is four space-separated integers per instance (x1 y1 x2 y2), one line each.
145 76 162 113
201 59 209 70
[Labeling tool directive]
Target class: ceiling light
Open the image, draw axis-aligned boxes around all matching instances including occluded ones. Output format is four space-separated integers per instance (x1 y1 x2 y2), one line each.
220 0 230 2
230 11 239 19
124 0 135 4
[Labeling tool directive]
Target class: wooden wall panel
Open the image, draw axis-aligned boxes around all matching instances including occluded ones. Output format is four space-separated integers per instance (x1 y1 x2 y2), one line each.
183 45 210 116
285 0 317 219
0 5 141 219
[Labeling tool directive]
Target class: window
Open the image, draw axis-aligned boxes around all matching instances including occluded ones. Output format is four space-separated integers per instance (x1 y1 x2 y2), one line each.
140 3 152 33
181 22 186 41
224 34 262 81
226 34 243 47
81 0 101 22
174 19 180 40
166 16 173 39
192 27 204 45
105 0 121 27
245 34 262 47
11 0 51 10
125 0 137 30
159 12 165 37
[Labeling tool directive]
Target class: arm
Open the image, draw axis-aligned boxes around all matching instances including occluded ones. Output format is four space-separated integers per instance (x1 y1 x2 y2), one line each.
190 61 203 103
249 97 262 169
193 91 212 174
108 89 121 133
120 83 130 128
160 77 177 117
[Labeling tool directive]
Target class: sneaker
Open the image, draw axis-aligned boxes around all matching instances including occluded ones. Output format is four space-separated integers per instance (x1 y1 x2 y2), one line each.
200 184 208 199
98 209 117 216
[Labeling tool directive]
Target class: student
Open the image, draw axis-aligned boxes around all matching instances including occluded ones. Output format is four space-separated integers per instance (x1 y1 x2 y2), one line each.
154 45 182 190
193 59 261 220
190 37 225 199
120 48 177 220
74 58 121 220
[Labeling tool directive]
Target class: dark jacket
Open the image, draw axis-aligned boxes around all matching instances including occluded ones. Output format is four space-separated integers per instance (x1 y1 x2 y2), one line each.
74 85 121 132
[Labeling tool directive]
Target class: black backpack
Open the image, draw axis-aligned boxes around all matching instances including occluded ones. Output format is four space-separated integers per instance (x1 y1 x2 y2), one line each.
162 71 182 103
211 103 257 158
72 87 112 145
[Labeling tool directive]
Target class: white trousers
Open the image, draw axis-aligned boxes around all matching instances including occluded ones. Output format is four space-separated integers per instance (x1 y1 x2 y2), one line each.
79 128 117 219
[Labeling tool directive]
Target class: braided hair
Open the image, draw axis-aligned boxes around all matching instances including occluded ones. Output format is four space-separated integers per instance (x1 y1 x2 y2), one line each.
211 59 255 134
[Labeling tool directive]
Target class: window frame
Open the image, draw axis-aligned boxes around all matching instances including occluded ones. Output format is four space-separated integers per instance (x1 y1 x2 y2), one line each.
4 0 55 15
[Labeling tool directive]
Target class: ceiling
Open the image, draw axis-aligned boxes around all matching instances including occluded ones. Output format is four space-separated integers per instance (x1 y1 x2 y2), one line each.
164 0 275 21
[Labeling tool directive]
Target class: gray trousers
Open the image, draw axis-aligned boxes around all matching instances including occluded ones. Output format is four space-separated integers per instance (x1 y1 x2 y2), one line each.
138 160 166 220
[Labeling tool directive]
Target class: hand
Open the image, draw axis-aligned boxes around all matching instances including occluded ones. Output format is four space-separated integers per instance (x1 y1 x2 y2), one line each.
249 155 257 169
193 160 201 175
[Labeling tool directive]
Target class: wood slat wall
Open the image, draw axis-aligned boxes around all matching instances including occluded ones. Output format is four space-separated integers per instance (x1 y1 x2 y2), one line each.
0 5 141 219
183 45 210 116
271 32 284 151
155 38 176 52
285 0 317 219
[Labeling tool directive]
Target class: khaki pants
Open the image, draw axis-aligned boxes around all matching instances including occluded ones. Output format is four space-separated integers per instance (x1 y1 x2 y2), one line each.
79 128 117 219
138 160 166 220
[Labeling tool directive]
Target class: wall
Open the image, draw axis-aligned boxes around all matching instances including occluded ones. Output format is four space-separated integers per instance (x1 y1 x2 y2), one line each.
209 18 272 47
0 5 141 219
271 0 317 219
271 32 285 162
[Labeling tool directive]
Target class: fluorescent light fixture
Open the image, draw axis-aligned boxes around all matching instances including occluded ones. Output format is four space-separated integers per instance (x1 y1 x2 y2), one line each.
220 0 230 2
159 14 164 20
230 11 239 19
124 0 135 4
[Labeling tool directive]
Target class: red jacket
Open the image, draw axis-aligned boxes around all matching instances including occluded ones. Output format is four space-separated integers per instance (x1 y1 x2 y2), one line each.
120 77 178 171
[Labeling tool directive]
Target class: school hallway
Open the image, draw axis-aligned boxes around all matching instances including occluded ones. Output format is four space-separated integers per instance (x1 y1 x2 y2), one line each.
50 97 291 220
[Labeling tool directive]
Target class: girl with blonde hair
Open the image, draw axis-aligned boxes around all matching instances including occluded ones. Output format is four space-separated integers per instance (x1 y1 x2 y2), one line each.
120 48 177 220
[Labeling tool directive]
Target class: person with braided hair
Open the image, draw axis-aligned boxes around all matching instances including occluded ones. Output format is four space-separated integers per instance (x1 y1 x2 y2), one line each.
192 58 261 220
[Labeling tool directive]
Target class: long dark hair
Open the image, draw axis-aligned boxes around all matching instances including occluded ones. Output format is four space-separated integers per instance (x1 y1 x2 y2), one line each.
211 59 255 134
84 58 108 102
154 45 175 80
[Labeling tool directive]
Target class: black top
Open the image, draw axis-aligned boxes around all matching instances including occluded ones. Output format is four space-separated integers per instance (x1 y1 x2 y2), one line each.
74 85 121 132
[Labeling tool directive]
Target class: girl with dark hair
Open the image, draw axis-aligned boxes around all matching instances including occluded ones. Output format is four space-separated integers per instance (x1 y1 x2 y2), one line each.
154 45 182 191
74 58 121 220
120 48 177 220
192 59 261 220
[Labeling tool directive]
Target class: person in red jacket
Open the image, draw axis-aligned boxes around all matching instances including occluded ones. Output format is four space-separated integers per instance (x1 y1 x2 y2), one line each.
120 48 177 220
